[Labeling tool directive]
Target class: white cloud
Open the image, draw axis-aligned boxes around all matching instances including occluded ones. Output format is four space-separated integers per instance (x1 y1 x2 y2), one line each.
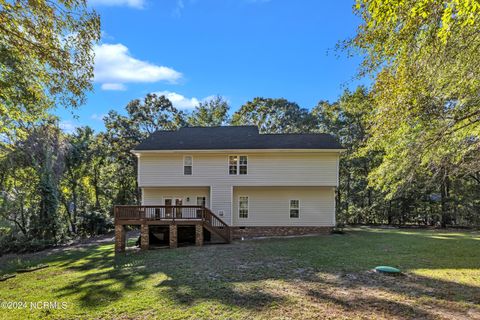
154 91 200 109
89 0 145 9
172 0 184 17
91 113 108 121
59 121 77 133
101 83 127 91
100 30 115 42
94 43 182 90
152 92 223 110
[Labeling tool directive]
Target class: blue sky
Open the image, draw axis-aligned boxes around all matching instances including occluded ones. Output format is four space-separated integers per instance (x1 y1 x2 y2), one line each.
58 0 366 132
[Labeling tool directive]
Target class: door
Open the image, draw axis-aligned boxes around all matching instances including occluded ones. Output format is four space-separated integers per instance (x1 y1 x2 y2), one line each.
164 197 183 218
165 198 173 218
196 196 206 218
175 198 183 218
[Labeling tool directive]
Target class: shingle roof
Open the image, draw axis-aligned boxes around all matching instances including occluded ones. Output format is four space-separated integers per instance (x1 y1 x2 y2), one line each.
133 126 343 151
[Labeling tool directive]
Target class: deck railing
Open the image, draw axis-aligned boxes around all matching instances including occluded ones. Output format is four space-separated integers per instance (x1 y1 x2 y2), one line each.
114 205 231 242
114 205 206 221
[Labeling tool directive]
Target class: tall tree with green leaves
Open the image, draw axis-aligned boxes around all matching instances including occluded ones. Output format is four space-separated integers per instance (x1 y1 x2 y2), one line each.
187 96 230 126
313 87 382 224
14 121 66 241
0 0 100 149
231 97 316 133
62 126 95 234
344 0 480 225
104 94 186 204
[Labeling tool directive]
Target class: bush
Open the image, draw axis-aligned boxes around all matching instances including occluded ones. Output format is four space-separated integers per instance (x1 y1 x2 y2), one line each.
0 233 55 255
78 211 113 236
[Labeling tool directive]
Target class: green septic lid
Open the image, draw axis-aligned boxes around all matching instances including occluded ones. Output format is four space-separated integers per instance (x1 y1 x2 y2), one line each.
375 266 401 274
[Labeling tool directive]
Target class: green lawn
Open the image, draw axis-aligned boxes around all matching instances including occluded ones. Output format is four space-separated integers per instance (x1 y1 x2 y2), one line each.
0 227 479 319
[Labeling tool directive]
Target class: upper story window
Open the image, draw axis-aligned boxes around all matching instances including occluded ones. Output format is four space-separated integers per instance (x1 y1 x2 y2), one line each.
229 156 237 175
290 199 300 218
184 156 192 175
239 156 248 174
229 155 247 175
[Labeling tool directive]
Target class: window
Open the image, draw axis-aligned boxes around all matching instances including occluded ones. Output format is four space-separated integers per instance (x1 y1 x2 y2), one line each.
229 155 247 175
229 156 238 175
239 156 248 175
290 200 300 218
239 196 249 218
184 156 192 175
196 196 206 207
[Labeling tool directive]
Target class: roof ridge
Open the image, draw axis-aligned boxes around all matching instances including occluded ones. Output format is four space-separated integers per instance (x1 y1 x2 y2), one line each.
181 125 258 129
260 132 332 136
133 126 344 150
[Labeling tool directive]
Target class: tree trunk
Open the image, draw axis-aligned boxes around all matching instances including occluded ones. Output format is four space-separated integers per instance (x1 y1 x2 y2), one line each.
440 169 451 228
93 165 101 209
71 182 78 234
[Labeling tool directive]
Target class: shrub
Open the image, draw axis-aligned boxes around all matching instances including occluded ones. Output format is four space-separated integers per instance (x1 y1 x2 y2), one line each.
78 211 113 236
0 233 55 255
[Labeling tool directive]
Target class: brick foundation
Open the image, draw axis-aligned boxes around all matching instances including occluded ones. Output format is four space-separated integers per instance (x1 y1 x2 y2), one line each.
195 224 203 246
115 225 126 252
140 224 149 250
169 224 178 248
231 226 333 239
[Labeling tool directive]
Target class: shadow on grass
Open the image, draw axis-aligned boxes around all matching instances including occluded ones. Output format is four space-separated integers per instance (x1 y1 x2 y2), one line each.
24 228 479 317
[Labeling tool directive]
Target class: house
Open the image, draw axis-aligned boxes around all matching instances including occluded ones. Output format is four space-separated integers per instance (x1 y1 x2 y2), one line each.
114 126 343 251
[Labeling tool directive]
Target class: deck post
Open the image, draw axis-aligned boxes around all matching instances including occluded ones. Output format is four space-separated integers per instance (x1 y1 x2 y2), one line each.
140 224 149 250
169 223 178 248
195 223 203 246
115 224 126 253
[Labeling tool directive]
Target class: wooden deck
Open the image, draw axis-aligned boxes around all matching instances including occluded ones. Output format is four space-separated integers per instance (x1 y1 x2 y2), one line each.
114 205 231 251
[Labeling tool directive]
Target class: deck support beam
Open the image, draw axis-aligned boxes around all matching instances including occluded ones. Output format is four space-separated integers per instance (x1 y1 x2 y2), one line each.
115 225 126 253
140 224 149 250
195 224 203 246
169 223 178 248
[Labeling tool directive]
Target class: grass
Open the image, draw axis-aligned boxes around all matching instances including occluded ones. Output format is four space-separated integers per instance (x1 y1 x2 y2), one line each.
0 227 479 319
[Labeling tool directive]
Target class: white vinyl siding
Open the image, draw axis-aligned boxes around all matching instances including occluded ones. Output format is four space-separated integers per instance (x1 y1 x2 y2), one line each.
232 186 335 227
142 187 210 207
210 184 232 222
138 152 339 187
138 152 339 226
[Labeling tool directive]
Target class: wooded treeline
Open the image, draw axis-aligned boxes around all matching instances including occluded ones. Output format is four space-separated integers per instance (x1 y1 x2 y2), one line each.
0 0 479 252
1 90 479 252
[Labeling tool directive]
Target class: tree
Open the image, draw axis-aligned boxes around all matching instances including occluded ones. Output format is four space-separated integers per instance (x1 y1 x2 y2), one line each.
104 94 186 204
313 87 384 224
2 119 65 242
188 96 230 126
231 97 316 133
62 127 94 234
344 0 480 224
0 0 100 149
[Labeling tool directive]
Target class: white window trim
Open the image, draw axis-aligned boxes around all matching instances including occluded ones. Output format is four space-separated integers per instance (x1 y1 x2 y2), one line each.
163 196 184 205
289 199 300 218
228 155 238 175
183 155 193 176
196 196 206 207
228 155 248 175
238 195 249 219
